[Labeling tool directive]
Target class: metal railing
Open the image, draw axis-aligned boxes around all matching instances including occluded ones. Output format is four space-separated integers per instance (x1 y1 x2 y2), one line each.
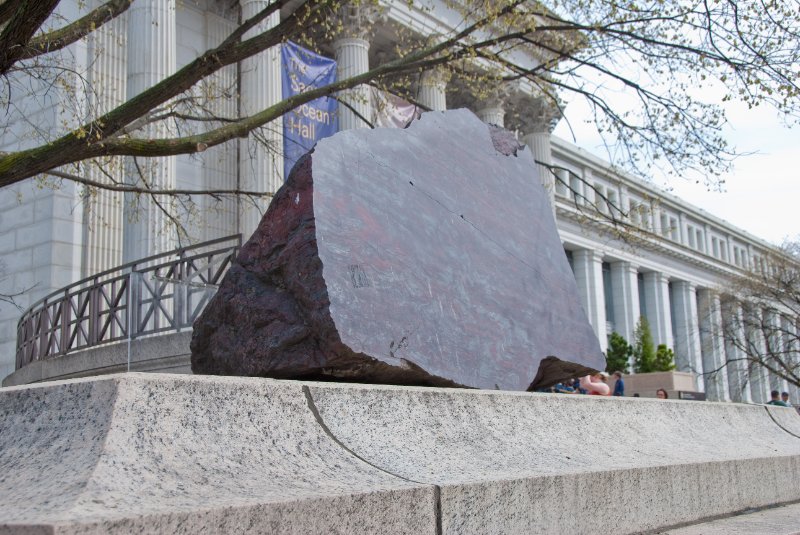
15 234 242 370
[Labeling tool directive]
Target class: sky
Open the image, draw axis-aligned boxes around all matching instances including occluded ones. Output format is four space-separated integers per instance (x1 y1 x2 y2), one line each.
553 95 800 247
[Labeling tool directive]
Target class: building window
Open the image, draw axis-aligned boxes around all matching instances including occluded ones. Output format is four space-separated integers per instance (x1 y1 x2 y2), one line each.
630 201 640 226
556 169 569 197
669 217 679 241
570 174 582 204
594 183 606 213
696 229 704 252
687 225 696 248
607 190 619 216
712 237 720 258
640 205 650 229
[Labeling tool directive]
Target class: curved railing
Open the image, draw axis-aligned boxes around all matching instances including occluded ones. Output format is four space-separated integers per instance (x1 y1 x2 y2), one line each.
15 235 242 370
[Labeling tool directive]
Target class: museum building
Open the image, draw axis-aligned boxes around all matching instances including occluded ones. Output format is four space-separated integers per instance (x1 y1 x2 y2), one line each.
0 0 797 404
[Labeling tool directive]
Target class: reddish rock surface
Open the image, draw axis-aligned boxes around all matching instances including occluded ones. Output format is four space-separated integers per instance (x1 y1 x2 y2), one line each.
191 110 604 390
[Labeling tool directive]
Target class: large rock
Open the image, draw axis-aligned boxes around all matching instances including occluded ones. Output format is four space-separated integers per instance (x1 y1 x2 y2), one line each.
191 109 604 390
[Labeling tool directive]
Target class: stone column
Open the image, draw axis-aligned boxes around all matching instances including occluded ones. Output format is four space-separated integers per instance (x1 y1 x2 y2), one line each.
642 271 674 349
123 0 177 262
765 310 787 393
671 281 704 390
721 302 752 403
476 103 505 127
333 5 379 130
572 250 607 351
238 0 282 239
609 261 639 344
418 68 448 111
519 97 561 211
697 290 730 401
785 318 800 405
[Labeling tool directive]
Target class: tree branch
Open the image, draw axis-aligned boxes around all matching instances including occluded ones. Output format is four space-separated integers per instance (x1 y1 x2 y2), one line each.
20 0 132 62
48 169 274 198
0 0 59 76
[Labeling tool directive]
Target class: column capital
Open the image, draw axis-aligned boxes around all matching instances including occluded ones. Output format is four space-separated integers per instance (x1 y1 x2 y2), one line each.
333 4 383 40
573 248 603 264
418 67 449 112
611 260 639 275
514 96 562 135
420 67 451 88
643 270 669 284
239 0 278 34
672 280 697 293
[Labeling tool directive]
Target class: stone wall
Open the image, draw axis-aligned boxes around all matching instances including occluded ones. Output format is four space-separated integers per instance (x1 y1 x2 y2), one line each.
1 373 798 533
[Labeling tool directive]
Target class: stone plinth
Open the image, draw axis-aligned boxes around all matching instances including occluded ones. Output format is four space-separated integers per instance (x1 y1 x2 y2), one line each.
622 370 699 398
1 373 800 534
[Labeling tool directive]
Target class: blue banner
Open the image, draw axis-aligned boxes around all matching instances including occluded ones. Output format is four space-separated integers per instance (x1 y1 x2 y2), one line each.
281 41 338 179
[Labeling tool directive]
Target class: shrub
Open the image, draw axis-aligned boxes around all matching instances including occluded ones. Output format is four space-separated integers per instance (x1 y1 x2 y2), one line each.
654 344 677 372
633 316 657 373
605 332 632 373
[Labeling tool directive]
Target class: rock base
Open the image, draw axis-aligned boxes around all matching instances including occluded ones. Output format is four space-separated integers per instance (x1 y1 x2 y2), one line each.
2 373 800 534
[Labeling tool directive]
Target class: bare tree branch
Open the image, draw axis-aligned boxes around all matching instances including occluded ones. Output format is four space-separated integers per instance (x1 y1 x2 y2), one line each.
0 0 59 75
20 0 132 63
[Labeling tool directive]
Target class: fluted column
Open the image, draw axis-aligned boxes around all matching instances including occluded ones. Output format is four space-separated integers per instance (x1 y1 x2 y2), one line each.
609 261 639 344
765 311 785 393
83 8 127 274
572 250 607 351
642 272 673 349
333 5 379 130
238 0 282 239
785 318 800 405
418 68 448 111
522 131 554 209
123 0 176 262
519 97 561 210
698 290 730 401
721 302 752 403
671 281 703 390
476 104 505 126
743 308 770 403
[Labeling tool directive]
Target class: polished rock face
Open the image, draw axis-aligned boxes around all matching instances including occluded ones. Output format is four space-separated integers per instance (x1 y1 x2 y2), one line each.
191 109 604 389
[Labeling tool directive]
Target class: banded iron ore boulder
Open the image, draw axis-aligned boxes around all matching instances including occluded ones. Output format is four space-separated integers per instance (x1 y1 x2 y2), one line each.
191 109 604 390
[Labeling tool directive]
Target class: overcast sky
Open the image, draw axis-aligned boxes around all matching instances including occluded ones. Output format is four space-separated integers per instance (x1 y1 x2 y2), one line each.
553 95 799 247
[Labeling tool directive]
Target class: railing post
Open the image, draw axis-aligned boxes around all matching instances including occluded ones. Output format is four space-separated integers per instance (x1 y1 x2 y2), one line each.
128 269 138 340
60 288 70 356
172 254 188 332
37 304 48 362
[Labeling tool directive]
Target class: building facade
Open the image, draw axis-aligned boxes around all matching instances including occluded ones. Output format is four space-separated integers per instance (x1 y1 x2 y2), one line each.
0 0 797 403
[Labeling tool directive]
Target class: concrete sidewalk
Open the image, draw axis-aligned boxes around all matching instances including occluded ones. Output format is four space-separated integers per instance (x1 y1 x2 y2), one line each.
658 502 800 534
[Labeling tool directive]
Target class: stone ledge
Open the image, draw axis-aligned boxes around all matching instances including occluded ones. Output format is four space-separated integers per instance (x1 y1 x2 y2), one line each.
1 373 799 534
2 333 192 387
